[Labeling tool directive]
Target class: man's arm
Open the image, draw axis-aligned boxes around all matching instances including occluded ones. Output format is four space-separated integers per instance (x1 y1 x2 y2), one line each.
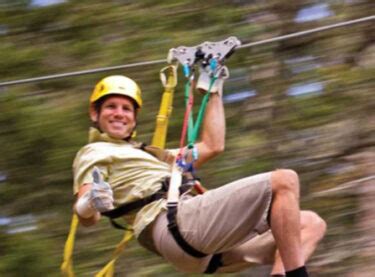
74 184 101 226
194 91 225 168
74 168 114 227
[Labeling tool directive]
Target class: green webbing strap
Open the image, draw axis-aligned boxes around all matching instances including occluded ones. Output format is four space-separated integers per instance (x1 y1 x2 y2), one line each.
184 82 195 145
185 76 217 148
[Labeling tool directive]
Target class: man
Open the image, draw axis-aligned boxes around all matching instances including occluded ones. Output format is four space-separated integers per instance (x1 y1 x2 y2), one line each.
73 74 326 276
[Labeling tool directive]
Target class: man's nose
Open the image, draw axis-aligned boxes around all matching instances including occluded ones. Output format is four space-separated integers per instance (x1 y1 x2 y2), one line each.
113 107 125 117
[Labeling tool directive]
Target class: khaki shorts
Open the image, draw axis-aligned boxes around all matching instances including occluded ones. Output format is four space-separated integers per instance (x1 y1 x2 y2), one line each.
144 172 276 273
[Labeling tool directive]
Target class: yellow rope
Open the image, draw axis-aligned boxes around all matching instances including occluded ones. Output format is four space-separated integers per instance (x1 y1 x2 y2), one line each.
95 230 134 277
61 214 79 277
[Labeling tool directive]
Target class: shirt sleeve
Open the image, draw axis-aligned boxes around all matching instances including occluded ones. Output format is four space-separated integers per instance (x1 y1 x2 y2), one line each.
72 144 110 195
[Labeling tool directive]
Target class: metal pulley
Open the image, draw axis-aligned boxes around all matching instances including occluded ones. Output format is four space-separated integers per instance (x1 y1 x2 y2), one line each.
167 36 241 66
167 36 241 76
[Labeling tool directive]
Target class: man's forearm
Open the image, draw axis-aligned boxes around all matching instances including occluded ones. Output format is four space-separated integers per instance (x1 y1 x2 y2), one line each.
202 93 225 152
194 93 225 168
74 183 100 226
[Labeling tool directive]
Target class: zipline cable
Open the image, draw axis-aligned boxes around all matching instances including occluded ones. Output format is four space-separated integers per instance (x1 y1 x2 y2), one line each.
0 59 165 87
238 15 375 49
0 15 373 88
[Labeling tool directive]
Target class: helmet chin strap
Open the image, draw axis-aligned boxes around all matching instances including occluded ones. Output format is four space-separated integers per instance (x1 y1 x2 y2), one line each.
92 122 102 132
126 113 138 141
125 123 137 141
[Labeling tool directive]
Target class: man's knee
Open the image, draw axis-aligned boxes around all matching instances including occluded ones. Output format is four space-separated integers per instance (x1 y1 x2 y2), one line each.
301 210 327 240
271 169 300 196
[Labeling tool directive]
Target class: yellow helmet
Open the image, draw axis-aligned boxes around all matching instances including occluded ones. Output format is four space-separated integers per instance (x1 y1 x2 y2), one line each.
90 75 142 108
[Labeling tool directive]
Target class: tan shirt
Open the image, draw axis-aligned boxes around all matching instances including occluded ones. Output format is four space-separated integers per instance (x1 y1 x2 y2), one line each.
73 128 172 237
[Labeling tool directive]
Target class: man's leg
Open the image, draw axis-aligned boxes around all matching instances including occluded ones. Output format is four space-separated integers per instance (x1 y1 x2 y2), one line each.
271 210 327 275
269 169 306 275
151 173 274 273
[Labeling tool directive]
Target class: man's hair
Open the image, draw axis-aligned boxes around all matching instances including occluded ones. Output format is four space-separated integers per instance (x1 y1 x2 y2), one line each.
93 94 138 114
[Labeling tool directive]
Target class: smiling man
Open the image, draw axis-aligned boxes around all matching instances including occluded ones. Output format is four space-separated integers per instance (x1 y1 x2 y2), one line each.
90 95 137 139
72 75 326 276
90 76 140 140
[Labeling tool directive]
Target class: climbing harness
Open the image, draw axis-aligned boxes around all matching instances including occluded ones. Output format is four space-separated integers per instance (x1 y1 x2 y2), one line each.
101 176 192 230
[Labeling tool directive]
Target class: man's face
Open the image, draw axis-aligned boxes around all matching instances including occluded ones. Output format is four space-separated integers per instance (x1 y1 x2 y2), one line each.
90 95 136 139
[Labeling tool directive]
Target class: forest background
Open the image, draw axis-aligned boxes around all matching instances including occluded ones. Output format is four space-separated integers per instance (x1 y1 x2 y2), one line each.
0 0 374 276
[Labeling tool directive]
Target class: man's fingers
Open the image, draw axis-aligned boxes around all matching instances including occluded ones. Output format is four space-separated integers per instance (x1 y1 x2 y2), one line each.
92 166 102 184
93 196 114 212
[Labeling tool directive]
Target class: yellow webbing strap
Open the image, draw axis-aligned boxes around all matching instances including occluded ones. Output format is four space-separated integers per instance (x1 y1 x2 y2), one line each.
61 65 177 276
61 214 79 277
152 65 178 148
94 230 133 277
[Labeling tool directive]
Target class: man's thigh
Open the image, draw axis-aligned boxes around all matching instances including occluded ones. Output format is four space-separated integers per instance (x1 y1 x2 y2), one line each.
178 172 273 254
218 230 277 273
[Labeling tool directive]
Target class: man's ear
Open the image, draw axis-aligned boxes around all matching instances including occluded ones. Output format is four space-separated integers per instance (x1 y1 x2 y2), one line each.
89 105 98 122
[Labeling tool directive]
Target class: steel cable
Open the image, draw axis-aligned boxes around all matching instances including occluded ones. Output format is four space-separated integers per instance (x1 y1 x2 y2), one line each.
0 15 373 88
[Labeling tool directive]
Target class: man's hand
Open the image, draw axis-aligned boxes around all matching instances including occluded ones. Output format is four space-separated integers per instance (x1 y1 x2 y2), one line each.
75 167 114 219
91 167 114 212
196 65 229 95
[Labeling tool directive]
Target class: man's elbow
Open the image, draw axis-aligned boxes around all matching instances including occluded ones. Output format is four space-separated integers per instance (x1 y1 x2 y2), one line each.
80 219 96 227
215 144 225 155
73 200 100 227
77 213 100 227
196 142 225 165
210 144 225 157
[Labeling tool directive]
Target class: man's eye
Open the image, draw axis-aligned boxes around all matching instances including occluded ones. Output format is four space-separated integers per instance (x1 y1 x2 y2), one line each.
106 104 116 109
123 106 132 111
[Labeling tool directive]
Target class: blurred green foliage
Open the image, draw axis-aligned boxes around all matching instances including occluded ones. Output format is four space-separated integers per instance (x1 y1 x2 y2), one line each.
0 0 374 276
